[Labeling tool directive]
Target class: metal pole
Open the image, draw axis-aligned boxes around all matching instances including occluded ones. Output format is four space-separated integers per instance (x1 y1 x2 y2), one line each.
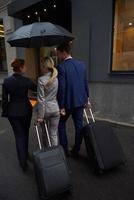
35 124 42 150
89 108 95 123
44 123 52 147
84 109 89 124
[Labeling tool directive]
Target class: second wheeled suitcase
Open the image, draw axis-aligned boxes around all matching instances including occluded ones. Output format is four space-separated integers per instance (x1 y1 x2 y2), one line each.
82 109 126 173
33 122 72 199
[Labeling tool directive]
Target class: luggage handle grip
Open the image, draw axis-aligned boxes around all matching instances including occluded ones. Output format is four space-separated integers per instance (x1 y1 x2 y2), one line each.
84 108 95 123
34 122 52 150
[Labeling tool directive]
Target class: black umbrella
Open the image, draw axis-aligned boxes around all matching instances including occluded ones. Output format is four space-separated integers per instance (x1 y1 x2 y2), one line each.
7 22 75 47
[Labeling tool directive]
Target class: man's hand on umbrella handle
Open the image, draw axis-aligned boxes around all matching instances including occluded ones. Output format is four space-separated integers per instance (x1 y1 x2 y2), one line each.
60 108 66 116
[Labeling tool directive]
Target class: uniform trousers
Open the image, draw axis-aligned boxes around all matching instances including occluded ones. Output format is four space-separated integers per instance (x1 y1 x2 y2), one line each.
8 113 32 168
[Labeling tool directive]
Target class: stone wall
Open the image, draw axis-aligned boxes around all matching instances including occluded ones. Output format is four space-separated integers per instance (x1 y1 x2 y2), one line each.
89 82 134 126
0 0 17 98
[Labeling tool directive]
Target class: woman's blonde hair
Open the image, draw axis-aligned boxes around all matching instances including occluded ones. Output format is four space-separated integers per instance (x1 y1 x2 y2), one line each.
41 56 58 88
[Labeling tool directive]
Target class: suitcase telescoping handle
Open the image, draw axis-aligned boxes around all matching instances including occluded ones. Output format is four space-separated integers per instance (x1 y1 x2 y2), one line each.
84 108 95 124
34 122 52 150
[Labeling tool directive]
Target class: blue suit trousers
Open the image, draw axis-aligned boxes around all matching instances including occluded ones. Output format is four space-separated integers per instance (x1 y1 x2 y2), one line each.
58 107 84 153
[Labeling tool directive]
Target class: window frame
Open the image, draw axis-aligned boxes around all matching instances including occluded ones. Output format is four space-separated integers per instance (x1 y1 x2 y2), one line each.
110 0 134 75
0 19 7 73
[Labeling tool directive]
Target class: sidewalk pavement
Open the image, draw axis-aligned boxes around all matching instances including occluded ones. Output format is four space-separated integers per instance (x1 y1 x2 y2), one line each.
0 110 134 200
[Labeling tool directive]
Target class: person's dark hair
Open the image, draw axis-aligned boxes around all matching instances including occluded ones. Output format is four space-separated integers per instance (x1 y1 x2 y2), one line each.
11 58 25 72
57 42 71 53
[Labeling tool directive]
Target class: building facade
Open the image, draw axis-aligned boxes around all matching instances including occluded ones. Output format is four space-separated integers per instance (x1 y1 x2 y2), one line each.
1 0 134 125
71 0 134 126
0 0 23 98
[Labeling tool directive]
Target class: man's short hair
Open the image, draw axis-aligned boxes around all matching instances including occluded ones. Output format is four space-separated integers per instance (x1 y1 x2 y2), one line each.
57 42 71 53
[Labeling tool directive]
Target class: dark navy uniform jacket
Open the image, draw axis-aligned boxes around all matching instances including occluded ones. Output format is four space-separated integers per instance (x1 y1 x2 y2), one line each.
57 58 89 110
1 73 37 117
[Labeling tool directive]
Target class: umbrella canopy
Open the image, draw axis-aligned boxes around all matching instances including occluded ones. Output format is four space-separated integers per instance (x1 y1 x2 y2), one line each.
7 22 75 48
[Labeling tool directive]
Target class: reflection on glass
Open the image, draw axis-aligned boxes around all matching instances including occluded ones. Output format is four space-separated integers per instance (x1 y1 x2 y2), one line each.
29 97 37 107
112 0 134 72
0 20 7 72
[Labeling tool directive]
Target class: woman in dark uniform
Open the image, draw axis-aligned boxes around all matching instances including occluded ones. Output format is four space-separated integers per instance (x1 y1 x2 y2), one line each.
1 58 37 171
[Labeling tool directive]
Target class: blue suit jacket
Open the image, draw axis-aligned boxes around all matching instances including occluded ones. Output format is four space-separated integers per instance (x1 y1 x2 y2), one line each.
57 58 89 110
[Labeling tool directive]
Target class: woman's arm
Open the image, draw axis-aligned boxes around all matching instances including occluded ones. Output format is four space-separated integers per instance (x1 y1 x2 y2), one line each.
1 83 8 117
37 78 46 120
28 79 37 91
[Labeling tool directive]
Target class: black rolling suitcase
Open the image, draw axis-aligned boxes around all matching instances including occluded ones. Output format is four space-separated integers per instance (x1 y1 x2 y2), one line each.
33 122 72 199
82 109 126 173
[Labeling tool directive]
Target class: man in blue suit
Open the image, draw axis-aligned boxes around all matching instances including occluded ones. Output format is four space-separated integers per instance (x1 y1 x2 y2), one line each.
57 42 90 157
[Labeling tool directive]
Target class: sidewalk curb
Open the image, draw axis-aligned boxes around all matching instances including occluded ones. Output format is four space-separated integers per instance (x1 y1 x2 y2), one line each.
85 116 134 128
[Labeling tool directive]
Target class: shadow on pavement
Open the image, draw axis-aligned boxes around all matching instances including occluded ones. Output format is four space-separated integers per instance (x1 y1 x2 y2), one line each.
0 114 134 200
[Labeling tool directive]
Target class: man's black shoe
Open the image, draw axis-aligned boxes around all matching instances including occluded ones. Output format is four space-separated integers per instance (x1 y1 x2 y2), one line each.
65 150 70 157
28 153 33 162
70 148 79 158
21 163 28 172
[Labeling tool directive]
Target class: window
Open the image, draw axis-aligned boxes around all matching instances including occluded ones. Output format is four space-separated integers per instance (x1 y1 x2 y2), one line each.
0 20 7 72
112 0 134 73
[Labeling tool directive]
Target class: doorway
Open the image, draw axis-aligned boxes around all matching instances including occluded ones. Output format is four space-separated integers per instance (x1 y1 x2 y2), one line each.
23 0 72 80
